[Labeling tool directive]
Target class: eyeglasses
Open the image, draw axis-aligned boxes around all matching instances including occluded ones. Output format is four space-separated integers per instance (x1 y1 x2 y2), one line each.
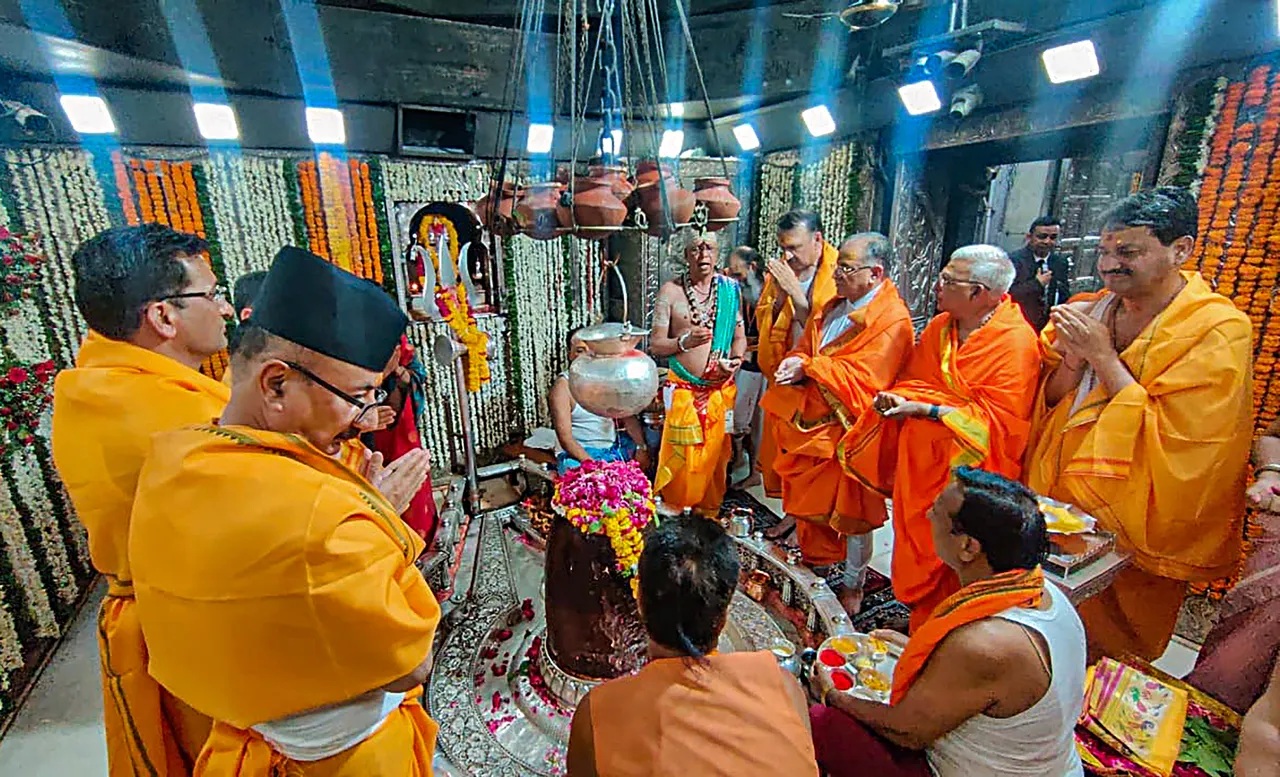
284 360 387 422
834 264 875 278
162 284 228 304
937 273 988 290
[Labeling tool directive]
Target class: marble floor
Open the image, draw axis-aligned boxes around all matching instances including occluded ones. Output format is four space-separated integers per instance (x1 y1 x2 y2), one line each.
0 485 1203 776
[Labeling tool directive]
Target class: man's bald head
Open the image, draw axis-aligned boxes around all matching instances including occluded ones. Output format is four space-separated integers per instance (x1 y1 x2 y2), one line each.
838 232 894 277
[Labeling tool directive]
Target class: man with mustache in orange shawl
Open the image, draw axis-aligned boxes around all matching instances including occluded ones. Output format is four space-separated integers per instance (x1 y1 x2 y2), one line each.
841 245 1041 632
756 209 839 540
761 233 914 614
131 247 436 776
1025 187 1253 661
52 224 234 777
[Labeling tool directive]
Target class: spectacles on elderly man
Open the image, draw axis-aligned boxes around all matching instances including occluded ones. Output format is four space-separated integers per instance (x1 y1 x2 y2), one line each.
834 263 876 278
937 271 988 290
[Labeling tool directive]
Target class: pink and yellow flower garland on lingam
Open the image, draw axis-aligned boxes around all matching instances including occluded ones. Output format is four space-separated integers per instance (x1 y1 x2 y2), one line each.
552 459 656 596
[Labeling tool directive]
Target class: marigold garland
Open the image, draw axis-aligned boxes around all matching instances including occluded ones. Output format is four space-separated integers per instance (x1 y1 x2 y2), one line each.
435 286 490 392
552 460 656 597
1179 62 1280 597
108 155 230 381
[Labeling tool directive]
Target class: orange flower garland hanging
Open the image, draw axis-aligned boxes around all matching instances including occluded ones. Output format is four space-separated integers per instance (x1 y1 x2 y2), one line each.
418 214 490 392
1180 62 1280 597
294 154 384 283
109 153 229 380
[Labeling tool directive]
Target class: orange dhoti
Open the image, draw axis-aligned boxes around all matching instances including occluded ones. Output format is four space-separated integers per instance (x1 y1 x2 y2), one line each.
655 376 737 515
52 332 231 776
1025 274 1254 660
99 580 212 776
762 281 914 568
196 696 437 776
841 299 1041 632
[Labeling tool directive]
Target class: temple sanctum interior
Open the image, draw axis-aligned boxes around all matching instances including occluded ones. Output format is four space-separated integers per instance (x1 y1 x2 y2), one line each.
1 1 1279 775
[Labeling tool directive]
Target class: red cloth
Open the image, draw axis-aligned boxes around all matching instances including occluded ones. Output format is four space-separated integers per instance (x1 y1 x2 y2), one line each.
809 704 930 777
371 340 437 550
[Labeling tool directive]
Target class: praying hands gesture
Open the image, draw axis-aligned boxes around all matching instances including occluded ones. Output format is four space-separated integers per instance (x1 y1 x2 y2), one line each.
774 355 806 385
767 259 807 308
1050 305 1114 366
361 447 430 516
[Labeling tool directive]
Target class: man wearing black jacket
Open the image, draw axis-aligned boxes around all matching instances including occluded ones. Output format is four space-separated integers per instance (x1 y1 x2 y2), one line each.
1008 216 1071 331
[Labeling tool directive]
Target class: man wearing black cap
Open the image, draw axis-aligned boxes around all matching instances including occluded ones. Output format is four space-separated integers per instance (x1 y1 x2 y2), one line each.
130 247 438 774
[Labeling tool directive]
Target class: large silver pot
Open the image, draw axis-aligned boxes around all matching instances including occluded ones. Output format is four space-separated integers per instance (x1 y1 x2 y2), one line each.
568 322 659 418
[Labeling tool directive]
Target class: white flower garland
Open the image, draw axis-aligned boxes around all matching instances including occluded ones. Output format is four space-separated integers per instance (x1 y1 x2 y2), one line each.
0 298 53 364
9 450 77 608
0 581 22 694
205 154 296 284
1191 77 1230 198
0 481 59 638
406 315 511 471
381 160 491 204
4 150 110 364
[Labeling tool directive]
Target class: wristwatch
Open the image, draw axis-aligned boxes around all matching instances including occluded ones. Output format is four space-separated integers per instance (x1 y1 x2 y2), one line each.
928 404 941 420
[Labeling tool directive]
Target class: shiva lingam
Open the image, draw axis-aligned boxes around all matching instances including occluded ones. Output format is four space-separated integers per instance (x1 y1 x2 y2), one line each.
567 261 659 418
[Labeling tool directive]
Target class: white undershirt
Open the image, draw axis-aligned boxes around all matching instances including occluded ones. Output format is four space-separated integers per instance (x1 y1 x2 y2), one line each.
251 690 404 762
819 284 881 348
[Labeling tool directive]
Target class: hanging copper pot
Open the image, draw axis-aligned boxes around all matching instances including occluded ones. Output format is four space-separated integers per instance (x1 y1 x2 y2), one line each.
694 177 741 232
557 178 628 240
588 164 635 201
634 177 696 236
634 159 674 185
514 182 565 240
474 180 517 234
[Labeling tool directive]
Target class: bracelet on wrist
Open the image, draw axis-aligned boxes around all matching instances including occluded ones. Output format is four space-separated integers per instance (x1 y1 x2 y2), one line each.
1255 464 1280 479
677 332 691 353
928 404 941 420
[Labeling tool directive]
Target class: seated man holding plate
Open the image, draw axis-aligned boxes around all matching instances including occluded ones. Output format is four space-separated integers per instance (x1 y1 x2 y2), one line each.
810 467 1087 777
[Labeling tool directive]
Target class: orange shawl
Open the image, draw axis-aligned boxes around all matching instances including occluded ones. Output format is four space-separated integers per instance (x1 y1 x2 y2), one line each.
1025 272 1253 581
131 425 437 728
840 297 1042 493
891 567 1046 704
761 281 914 534
52 331 231 580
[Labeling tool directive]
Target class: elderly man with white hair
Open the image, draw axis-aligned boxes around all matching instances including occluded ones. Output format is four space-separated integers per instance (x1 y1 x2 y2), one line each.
839 244 1042 631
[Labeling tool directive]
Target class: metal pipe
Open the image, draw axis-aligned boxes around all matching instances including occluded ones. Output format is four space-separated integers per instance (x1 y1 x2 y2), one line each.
960 0 969 29
453 353 482 515
475 455 553 482
948 0 957 32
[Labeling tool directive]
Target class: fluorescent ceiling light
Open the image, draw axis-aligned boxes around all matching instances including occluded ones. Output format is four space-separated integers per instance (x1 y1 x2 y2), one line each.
669 103 685 118
732 123 760 151
1041 40 1100 84
897 81 942 115
59 95 115 134
306 107 346 145
526 123 554 154
801 105 836 137
658 129 685 158
193 102 239 140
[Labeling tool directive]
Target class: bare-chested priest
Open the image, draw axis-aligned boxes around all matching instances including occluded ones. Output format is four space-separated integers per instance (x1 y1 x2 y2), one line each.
650 230 748 515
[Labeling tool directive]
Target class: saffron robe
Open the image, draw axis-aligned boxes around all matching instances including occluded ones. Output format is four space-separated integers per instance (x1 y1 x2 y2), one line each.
52 331 229 777
841 299 1041 631
1025 273 1253 660
754 242 839 497
130 426 440 776
761 282 914 565
587 651 819 776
